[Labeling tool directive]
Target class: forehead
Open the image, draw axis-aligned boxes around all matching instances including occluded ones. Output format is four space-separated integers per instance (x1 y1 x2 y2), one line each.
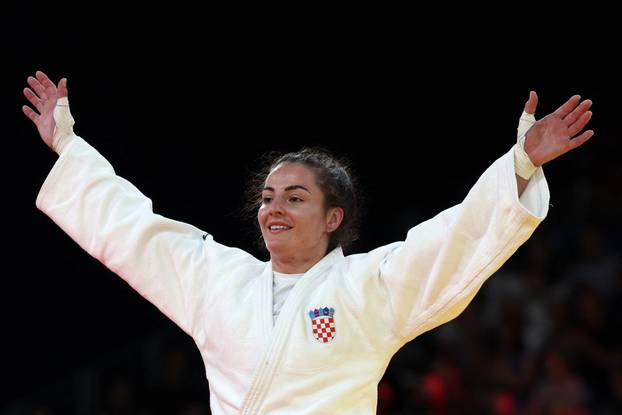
264 162 318 189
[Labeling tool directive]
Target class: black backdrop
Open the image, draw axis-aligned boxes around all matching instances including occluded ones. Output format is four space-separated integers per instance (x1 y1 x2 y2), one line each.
3 3 621 413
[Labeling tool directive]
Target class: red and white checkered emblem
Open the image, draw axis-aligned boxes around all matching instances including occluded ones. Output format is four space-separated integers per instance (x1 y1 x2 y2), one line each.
309 307 336 343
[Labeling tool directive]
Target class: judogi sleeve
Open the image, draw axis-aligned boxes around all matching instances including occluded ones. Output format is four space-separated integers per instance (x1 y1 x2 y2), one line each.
36 109 211 336
378 146 549 342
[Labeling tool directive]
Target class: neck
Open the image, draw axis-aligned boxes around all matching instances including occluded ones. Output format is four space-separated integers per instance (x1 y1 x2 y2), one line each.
271 244 335 274
271 255 321 274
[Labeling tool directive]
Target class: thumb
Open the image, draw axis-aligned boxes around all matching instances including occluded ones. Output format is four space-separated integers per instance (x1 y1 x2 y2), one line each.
524 90 538 115
57 78 68 98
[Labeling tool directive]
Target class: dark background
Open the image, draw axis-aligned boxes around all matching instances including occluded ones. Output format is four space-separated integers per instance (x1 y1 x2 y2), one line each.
3 4 621 414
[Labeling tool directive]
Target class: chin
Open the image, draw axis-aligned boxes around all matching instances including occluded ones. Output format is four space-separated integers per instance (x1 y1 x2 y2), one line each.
265 240 292 257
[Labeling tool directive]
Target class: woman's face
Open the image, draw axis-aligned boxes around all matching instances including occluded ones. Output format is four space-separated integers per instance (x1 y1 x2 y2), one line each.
258 162 342 266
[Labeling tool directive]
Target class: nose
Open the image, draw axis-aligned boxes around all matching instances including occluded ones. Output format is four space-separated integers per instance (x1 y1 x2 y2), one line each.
268 199 285 216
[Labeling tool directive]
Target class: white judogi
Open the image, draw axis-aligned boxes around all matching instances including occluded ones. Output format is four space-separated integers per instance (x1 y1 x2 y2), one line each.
36 99 548 414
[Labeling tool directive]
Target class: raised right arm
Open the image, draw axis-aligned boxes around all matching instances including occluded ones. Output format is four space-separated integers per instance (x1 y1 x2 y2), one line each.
24 71 244 336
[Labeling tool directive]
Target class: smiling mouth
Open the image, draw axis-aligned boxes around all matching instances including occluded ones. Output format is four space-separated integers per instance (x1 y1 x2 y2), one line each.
268 225 292 232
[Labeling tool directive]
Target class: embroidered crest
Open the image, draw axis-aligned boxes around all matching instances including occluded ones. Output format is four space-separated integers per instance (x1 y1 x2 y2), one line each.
308 307 336 343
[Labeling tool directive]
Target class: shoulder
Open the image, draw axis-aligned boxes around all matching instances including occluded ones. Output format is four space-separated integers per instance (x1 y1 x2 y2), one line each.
343 241 404 271
201 233 265 268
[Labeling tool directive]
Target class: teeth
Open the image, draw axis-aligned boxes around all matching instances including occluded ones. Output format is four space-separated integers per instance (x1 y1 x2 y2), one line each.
270 225 290 230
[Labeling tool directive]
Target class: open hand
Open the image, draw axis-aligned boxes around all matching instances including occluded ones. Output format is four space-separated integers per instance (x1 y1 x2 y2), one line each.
522 91 594 166
22 71 68 149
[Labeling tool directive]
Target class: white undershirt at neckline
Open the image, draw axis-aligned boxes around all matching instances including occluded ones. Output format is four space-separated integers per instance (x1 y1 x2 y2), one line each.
272 271 304 325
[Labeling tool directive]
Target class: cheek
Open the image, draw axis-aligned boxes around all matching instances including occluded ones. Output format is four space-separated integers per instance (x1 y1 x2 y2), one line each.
297 211 326 236
257 208 267 227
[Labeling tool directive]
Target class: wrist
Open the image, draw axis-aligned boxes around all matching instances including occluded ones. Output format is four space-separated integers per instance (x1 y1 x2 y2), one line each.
514 134 537 180
52 97 76 154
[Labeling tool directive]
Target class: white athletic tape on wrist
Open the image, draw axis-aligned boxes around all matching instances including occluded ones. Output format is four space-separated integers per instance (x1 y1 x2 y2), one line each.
517 111 536 141
514 111 537 180
52 96 75 154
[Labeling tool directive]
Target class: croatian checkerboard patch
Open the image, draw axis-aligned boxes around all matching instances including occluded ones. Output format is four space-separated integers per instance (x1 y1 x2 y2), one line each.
308 307 336 343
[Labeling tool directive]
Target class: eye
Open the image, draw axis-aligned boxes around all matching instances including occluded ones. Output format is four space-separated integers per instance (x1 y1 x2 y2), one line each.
262 196 273 204
289 196 303 203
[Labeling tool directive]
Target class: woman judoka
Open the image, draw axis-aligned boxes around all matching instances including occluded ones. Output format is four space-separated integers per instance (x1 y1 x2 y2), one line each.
23 70 594 414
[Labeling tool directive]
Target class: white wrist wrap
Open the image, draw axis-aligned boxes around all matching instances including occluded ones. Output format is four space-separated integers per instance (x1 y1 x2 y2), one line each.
52 96 75 154
514 111 537 180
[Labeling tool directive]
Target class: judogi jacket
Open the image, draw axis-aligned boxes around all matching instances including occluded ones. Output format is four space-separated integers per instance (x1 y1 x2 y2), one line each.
36 100 549 414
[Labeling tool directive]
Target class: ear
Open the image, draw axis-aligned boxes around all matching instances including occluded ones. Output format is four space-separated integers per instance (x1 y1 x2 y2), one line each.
325 207 344 233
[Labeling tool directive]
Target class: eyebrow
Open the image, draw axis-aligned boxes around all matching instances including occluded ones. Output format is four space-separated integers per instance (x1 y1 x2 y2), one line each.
263 185 312 194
